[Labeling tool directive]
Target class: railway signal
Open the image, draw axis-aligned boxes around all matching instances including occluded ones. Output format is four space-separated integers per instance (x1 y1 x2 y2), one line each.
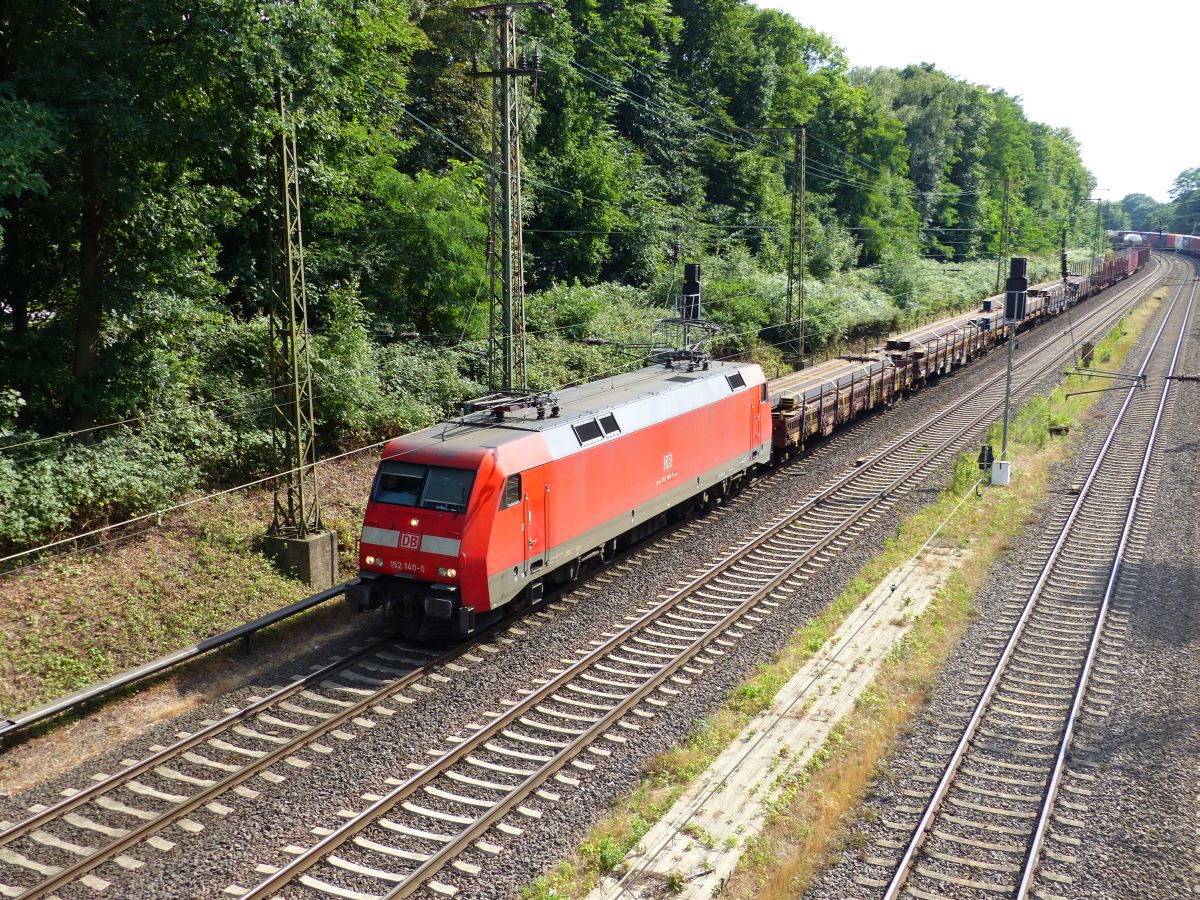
994 256 1028 486
977 444 994 470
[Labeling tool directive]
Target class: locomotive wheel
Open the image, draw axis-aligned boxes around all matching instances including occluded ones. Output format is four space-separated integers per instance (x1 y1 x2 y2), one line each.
384 597 427 642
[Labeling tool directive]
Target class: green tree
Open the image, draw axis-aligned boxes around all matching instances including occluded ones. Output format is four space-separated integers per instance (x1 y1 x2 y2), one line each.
1121 193 1171 232
0 0 420 432
1098 199 1129 232
361 163 489 338
1169 167 1200 233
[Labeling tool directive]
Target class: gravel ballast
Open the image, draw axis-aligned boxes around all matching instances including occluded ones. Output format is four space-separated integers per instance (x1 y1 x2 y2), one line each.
807 265 1198 900
0 269 1169 900
1055 285 1200 900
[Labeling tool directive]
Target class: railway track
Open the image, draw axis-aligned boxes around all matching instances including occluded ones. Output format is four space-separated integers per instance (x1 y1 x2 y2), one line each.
0 489 779 899
222 265 1174 899
876 262 1196 900
0 256 1170 900
0 634 466 897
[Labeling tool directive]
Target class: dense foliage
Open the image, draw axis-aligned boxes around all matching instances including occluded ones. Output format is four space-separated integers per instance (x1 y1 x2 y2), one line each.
1103 168 1200 236
0 0 1128 549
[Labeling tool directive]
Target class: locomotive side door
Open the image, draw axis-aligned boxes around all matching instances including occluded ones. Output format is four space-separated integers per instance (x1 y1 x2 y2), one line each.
752 382 763 454
521 465 548 577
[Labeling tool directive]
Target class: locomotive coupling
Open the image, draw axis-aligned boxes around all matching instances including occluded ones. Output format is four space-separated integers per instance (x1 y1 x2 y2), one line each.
347 573 476 635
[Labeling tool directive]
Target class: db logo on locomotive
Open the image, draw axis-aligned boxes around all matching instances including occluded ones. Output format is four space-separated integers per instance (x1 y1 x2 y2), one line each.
400 533 420 550
656 452 678 487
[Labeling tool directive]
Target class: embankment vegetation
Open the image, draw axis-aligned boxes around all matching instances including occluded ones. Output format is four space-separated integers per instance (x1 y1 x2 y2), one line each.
0 0 1164 553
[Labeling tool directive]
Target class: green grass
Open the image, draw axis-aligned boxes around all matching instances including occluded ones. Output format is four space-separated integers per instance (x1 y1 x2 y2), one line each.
0 454 378 722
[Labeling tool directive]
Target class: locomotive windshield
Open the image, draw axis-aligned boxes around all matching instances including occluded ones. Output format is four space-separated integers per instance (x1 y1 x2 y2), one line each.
373 461 475 513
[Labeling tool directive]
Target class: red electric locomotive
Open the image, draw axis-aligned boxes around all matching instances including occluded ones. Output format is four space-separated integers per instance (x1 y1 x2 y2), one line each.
348 360 772 636
348 248 1155 637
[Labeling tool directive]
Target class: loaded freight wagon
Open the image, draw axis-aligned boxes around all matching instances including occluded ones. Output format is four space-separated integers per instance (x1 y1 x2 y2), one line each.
769 249 1146 453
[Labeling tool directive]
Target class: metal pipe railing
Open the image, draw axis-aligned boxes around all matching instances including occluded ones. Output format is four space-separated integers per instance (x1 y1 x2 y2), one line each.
0 580 350 744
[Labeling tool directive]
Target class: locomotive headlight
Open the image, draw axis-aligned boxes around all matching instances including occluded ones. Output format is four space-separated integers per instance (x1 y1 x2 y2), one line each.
410 517 420 527
446 568 457 578
365 555 377 566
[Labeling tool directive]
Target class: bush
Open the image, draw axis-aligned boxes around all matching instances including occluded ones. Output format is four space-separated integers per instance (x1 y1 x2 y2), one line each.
806 211 859 279
373 342 484 427
524 281 662 388
0 388 24 428
0 418 203 548
805 271 900 349
0 242 1085 555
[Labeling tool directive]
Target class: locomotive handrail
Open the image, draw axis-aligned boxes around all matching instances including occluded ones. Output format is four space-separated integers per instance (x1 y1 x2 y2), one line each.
0 579 351 746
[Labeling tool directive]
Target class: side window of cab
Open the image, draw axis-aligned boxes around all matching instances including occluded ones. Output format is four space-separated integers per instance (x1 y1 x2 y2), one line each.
501 474 522 508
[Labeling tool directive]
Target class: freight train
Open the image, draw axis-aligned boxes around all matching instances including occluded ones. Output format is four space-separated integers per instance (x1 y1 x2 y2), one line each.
769 247 1148 452
347 247 1150 636
1119 230 1200 256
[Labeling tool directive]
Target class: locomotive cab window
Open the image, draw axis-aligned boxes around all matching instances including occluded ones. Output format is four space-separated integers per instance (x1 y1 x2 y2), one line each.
421 467 475 513
760 383 768 403
726 372 746 391
372 461 475 514
502 474 522 508
599 413 620 435
373 462 424 507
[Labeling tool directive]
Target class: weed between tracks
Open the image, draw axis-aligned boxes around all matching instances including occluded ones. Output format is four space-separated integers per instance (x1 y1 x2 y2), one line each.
521 289 1162 900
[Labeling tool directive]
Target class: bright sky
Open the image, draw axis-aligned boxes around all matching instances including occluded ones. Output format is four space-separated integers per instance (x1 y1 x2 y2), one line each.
758 0 1200 203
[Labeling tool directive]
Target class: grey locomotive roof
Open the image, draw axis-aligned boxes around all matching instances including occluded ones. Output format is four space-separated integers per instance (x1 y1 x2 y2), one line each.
397 360 754 455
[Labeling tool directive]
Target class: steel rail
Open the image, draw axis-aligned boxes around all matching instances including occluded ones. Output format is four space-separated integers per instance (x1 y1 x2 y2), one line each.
244 389 995 899
3 637 504 900
0 582 350 744
381 258 1172 900
1 256 1164 900
2 488 763 898
881 256 1192 900
245 529 809 899
1015 274 1197 898
237 258 1170 900
0 622 388 850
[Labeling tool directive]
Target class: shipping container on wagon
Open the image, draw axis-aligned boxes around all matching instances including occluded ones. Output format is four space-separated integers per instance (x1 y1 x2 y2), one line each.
1124 231 1199 257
